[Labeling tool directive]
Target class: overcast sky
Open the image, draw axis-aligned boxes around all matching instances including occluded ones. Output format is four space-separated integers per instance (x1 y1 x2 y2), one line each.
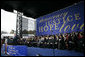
1 9 16 33
1 9 36 33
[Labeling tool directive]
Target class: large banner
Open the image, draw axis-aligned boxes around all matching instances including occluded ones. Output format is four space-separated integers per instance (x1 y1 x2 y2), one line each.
36 1 84 36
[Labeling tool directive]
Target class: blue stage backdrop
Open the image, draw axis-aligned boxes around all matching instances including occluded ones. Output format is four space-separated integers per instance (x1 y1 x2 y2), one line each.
7 45 28 56
1 45 84 56
36 1 84 36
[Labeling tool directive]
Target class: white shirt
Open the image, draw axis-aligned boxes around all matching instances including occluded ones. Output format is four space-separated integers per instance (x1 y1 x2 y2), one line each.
5 38 8 44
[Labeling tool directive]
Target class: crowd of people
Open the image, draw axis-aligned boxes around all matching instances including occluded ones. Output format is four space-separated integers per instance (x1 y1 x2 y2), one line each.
26 32 84 52
1 32 84 53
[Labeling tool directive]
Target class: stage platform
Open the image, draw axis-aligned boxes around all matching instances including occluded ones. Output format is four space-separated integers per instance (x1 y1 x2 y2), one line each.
1 45 84 56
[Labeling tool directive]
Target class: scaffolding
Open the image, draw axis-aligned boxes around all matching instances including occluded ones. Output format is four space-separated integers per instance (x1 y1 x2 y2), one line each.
16 11 23 38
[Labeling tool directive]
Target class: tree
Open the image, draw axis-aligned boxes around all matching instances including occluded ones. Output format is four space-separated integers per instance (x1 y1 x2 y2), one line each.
22 29 28 34
22 30 36 34
1 31 8 34
28 30 36 34
10 30 15 34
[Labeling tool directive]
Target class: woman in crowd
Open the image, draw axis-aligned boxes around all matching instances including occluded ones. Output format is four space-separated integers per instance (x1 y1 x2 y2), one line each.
64 33 68 49
77 32 84 52
58 35 61 49
73 32 79 51
67 34 73 50
60 34 66 50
